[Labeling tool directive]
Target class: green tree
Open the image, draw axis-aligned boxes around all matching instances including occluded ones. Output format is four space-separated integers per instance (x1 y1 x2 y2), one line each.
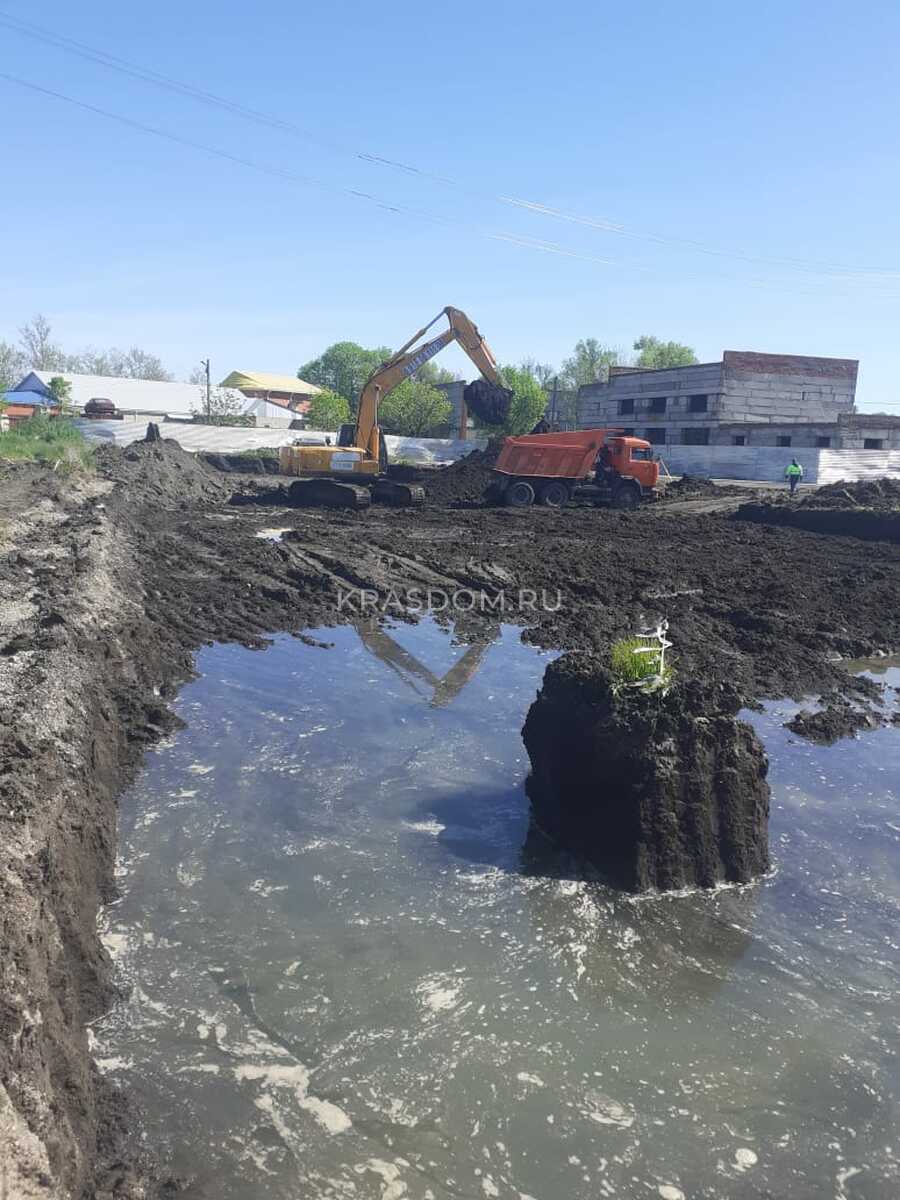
560 338 620 389
472 366 548 436
632 335 697 369
500 365 549 434
47 376 73 413
306 387 351 430
298 342 391 407
379 379 452 437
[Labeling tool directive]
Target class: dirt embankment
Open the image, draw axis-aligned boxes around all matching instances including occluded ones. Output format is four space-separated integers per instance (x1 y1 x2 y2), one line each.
735 475 900 543
3 438 900 1190
0 462 194 1198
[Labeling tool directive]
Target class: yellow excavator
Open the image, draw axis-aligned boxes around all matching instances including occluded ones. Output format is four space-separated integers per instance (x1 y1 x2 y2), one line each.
279 306 511 508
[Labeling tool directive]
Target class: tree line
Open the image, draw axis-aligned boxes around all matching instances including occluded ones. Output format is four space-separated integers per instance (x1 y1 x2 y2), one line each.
0 314 173 393
297 333 698 435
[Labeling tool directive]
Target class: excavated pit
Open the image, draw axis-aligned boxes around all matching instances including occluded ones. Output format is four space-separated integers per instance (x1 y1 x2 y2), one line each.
5 436 900 1193
522 656 771 892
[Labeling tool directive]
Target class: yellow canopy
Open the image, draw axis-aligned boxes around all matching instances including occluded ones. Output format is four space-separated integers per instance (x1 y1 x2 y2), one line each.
219 370 322 395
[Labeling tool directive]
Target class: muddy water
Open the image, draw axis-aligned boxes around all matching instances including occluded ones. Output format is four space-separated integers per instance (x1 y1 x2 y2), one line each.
95 626 900 1200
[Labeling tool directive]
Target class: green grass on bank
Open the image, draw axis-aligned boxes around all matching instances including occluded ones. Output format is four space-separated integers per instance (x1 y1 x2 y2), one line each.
0 414 94 468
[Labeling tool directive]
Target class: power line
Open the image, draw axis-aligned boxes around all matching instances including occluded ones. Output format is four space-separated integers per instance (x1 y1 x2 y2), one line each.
1 8 898 285
7 68 883 302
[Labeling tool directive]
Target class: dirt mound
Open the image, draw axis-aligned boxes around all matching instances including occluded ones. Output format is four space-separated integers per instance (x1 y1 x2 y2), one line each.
786 700 881 744
201 451 280 475
424 439 503 506
95 433 229 506
664 473 718 497
522 656 770 891
802 476 900 511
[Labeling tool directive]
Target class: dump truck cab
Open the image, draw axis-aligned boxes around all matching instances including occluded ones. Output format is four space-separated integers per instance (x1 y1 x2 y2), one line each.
491 429 660 509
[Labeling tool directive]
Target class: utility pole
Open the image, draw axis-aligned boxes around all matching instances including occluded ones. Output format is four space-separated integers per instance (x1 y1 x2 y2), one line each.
201 358 211 419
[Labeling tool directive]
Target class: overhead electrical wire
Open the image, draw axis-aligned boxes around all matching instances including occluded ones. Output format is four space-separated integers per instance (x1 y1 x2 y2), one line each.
5 69 898 307
1 9 898 286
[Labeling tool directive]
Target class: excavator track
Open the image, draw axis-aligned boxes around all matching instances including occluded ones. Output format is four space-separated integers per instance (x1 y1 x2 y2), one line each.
371 479 426 507
287 478 371 509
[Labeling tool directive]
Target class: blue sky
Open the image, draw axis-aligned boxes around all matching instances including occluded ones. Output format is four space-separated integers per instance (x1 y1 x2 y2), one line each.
1 0 899 408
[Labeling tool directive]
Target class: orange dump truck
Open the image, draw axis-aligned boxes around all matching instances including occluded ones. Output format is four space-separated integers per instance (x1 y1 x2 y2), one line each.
491 429 660 509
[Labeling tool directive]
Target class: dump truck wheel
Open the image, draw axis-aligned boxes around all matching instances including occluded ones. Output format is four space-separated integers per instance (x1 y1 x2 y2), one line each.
612 484 640 510
505 480 535 508
539 480 569 508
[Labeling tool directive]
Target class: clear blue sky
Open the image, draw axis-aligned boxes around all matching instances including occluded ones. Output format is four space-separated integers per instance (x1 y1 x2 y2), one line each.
2 0 899 408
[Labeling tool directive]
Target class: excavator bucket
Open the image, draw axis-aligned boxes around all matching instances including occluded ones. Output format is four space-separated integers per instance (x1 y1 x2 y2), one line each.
464 380 513 426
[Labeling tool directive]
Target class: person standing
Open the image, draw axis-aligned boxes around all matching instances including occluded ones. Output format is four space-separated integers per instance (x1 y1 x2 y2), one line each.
785 458 804 495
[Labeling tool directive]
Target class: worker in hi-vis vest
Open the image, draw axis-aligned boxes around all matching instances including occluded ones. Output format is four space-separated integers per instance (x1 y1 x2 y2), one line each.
785 458 804 495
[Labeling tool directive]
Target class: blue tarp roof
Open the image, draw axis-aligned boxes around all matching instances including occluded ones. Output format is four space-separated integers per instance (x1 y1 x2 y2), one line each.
2 390 56 406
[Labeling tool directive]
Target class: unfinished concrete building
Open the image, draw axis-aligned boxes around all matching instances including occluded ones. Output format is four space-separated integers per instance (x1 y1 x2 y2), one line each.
576 351 879 449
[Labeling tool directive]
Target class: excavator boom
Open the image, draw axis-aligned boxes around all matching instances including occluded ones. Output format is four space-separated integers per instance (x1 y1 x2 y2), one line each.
280 305 509 506
353 306 505 455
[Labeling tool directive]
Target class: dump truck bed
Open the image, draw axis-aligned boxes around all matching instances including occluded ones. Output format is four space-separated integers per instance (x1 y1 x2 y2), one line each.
493 430 609 480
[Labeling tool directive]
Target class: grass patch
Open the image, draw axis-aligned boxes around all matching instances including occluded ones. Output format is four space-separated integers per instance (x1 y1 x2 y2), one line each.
610 635 674 692
0 415 94 468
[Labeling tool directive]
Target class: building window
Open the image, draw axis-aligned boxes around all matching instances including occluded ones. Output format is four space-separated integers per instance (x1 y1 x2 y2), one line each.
682 428 710 445
864 438 884 449
732 435 746 446
619 398 634 416
777 436 792 447
644 428 666 444
689 394 708 413
620 427 635 437
649 397 667 414
816 436 831 448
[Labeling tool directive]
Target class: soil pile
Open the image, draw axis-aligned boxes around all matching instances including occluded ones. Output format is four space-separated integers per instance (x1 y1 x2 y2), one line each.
786 699 881 744
424 439 503 505
522 656 770 891
801 476 900 511
95 433 229 506
664 473 718 497
201 451 281 475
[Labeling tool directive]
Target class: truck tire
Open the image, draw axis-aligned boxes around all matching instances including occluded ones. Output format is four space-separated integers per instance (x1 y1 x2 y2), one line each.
612 484 641 510
505 479 536 508
539 480 569 508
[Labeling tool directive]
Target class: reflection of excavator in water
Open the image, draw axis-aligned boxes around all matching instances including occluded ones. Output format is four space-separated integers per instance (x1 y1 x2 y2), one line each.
279 307 511 509
355 622 493 708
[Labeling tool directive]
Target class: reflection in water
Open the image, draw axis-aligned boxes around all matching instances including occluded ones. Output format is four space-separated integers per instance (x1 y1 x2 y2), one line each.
355 620 492 708
94 626 900 1200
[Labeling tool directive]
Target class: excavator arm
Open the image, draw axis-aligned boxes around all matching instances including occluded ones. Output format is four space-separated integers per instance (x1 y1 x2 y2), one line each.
353 306 505 458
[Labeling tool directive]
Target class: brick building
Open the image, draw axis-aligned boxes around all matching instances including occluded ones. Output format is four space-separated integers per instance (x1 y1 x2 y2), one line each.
575 351 899 449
